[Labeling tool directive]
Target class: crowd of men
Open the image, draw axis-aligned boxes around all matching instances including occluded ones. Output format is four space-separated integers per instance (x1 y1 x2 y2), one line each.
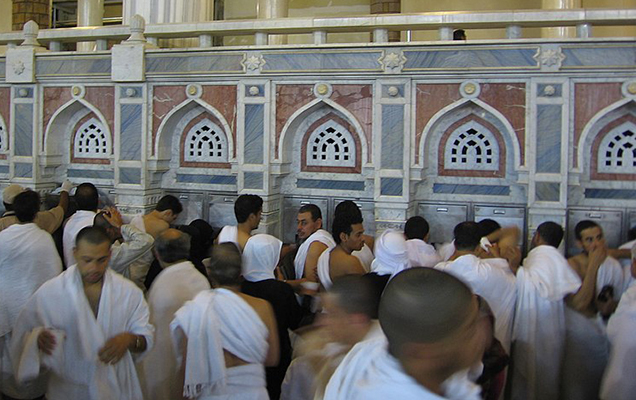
0 180 635 400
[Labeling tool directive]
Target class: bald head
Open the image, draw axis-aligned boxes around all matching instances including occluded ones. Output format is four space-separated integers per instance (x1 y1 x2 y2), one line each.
380 268 476 356
155 228 190 264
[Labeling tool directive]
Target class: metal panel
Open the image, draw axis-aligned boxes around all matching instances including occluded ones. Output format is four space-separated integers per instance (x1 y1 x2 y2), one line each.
166 191 206 226
333 198 376 236
628 210 636 234
207 194 237 230
281 197 330 244
474 205 526 249
418 203 469 246
566 209 623 258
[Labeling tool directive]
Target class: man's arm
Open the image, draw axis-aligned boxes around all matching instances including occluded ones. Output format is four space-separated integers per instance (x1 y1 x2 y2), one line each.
566 249 605 313
303 242 328 282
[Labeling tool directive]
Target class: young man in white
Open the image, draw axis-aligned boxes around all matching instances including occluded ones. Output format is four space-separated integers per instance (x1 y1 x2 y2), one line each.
215 194 262 252
404 216 441 268
292 204 335 286
9 226 154 400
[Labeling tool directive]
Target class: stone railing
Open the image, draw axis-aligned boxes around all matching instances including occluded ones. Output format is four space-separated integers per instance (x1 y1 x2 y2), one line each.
1 8 635 50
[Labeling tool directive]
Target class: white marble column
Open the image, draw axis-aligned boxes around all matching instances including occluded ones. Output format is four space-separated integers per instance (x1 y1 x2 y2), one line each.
257 0 288 45
77 0 104 51
542 0 581 38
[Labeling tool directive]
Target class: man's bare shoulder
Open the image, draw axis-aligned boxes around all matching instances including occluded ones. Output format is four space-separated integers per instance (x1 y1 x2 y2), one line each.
143 215 169 238
237 230 251 251
308 241 328 254
237 292 274 320
330 250 363 274
567 254 587 273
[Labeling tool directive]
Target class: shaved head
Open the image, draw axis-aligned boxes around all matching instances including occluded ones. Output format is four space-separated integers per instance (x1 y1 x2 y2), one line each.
380 268 476 356
155 228 190 264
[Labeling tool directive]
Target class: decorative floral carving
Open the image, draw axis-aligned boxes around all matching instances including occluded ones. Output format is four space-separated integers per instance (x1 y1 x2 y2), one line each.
379 51 406 73
243 54 265 72
534 48 566 68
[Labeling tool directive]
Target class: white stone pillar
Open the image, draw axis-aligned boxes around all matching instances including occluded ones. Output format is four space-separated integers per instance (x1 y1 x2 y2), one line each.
541 0 581 38
77 0 104 51
123 0 214 47
257 0 289 45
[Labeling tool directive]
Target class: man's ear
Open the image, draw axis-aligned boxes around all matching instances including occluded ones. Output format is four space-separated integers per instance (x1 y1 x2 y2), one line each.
339 231 348 243
317 218 323 230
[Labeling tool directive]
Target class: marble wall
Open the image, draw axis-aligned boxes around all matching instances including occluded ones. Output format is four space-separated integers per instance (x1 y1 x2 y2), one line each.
1 39 635 253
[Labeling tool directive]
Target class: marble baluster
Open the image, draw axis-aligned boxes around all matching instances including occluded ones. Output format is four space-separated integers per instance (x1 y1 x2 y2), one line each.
542 0 581 38
257 0 288 45
76 0 104 52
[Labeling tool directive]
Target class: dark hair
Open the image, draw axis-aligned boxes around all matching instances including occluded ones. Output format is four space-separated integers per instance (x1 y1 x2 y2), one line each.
453 29 466 40
627 225 636 242
330 275 377 319
234 194 263 223
574 220 601 241
477 219 501 238
536 221 564 248
332 213 363 244
404 216 430 240
454 221 481 251
14 190 40 223
299 204 322 222
75 183 99 211
207 242 242 286
155 230 191 264
155 195 183 214
76 226 110 248
334 200 362 220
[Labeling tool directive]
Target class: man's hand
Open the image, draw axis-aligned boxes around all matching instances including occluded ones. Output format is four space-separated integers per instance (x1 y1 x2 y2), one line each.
102 207 123 229
588 245 608 270
98 333 135 365
60 180 74 193
37 329 57 355
501 246 522 274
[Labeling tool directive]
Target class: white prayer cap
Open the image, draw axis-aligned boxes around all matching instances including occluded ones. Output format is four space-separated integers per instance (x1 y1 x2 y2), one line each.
370 229 411 276
2 184 26 205
243 233 283 282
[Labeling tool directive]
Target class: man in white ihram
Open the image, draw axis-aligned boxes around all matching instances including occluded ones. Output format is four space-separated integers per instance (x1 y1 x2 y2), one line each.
9 226 154 400
510 221 581 400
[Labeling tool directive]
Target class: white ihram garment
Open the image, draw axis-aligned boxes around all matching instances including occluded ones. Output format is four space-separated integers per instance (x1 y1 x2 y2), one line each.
217 226 240 249
406 238 442 268
294 229 335 280
62 210 96 267
370 229 411 278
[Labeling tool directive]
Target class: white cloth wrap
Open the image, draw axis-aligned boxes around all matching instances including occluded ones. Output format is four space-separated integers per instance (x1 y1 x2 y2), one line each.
170 288 268 399
316 248 334 290
406 239 442 268
618 239 635 292
243 234 283 282
217 226 240 248
601 283 636 400
62 210 96 267
324 335 481 400
9 265 154 400
140 261 210 400
434 255 517 353
370 229 411 277
560 256 624 400
294 229 336 280
0 223 62 337
510 245 581 400
352 243 374 273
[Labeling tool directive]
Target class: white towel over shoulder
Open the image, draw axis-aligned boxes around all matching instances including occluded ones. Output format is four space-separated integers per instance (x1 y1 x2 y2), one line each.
294 229 335 280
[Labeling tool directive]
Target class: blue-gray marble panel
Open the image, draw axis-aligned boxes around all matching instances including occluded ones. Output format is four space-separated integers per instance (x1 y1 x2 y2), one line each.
433 184 510 196
381 105 404 169
119 86 142 98
561 46 636 68
297 179 364 191
68 169 114 179
536 105 562 174
0 61 5 78
0 165 9 174
380 178 403 196
14 163 32 178
14 104 33 156
244 104 264 164
536 182 560 202
15 87 33 98
585 188 636 199
36 57 111 76
146 54 244 74
537 84 562 98
244 172 263 189
120 104 142 161
177 174 237 185
262 51 383 72
403 48 538 70
119 167 141 184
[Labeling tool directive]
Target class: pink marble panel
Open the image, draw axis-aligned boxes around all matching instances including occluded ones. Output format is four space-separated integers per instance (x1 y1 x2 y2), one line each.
275 84 314 156
85 87 115 138
478 83 526 166
0 87 10 159
438 114 506 178
590 113 636 181
152 85 187 155
574 83 622 168
415 84 461 161
331 85 373 163
179 111 231 169
42 87 72 145
201 85 237 158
